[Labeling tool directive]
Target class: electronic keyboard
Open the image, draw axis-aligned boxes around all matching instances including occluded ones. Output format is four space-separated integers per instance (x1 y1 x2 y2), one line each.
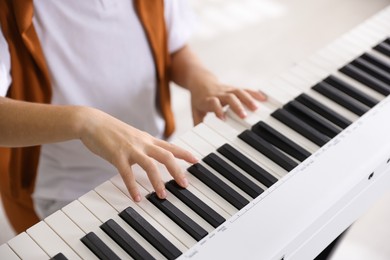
1 5 390 260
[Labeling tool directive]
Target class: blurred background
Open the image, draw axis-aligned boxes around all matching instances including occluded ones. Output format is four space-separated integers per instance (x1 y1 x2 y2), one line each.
1 0 390 259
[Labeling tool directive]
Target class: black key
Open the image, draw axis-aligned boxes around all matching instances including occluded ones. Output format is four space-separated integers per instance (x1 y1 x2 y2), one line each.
340 64 390 96
165 180 225 228
295 93 352 129
272 109 331 146
187 163 249 210
386 38 390 45
360 53 390 72
217 144 278 188
251 121 311 161
238 130 298 172
120 207 182 260
324 75 379 107
352 57 390 85
50 253 68 260
312 81 369 116
374 42 390 57
203 153 264 198
147 192 208 241
81 232 121 260
284 100 341 138
100 219 155 260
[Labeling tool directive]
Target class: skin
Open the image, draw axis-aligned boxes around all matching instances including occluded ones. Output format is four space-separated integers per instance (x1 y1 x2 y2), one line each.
0 45 266 202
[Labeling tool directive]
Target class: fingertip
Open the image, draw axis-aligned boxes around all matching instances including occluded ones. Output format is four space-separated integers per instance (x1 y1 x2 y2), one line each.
249 102 258 111
217 113 226 121
132 193 141 202
180 176 189 188
240 110 248 118
157 188 167 199
257 90 268 101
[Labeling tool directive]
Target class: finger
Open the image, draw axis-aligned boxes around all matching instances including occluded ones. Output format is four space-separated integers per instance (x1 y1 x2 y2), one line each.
219 93 247 118
116 158 141 202
192 110 207 126
135 151 167 199
155 140 198 163
230 88 259 111
204 97 225 121
246 89 267 101
147 145 189 188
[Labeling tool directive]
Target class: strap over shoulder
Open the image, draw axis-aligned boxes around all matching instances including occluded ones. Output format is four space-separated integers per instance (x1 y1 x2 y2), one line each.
0 0 174 233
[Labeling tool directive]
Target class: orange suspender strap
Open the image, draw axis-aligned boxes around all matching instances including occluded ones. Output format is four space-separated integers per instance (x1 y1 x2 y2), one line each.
0 0 173 233
0 0 51 233
134 0 175 137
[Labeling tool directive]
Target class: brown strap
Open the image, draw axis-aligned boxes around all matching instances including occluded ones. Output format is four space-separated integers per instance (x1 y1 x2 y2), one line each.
134 0 175 137
0 0 174 233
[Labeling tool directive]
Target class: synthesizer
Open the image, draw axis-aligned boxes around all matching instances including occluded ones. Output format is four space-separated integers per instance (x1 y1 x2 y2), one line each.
1 4 390 260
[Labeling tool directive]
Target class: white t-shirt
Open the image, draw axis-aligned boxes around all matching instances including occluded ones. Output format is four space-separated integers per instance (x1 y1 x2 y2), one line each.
0 0 194 201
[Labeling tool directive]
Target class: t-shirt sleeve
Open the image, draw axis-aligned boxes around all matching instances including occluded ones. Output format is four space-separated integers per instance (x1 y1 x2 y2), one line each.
0 25 12 97
164 0 197 54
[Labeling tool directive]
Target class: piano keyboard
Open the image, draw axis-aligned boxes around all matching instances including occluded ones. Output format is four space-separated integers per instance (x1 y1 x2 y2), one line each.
2 5 390 260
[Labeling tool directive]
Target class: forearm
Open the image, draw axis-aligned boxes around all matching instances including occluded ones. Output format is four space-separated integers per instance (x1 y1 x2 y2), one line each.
0 97 85 147
170 45 218 91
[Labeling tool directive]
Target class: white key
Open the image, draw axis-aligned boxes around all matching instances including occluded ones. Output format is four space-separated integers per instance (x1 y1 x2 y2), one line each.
76 191 133 259
192 125 271 190
62 200 102 234
151 137 233 217
333 70 386 102
270 77 305 97
27 221 81 259
323 42 353 64
258 79 297 105
369 45 390 63
307 52 338 72
226 94 276 126
340 32 371 52
0 244 20 260
179 133 253 201
110 214 166 260
289 65 322 88
372 48 390 64
97 179 189 252
263 116 320 153
316 46 346 68
120 154 230 232
333 36 365 60
171 139 239 216
279 71 312 91
206 104 319 153
305 89 359 122
8 232 48 260
228 100 276 127
302 56 386 103
358 22 389 43
224 116 249 131
298 60 330 81
107 175 197 248
44 210 98 260
202 116 287 178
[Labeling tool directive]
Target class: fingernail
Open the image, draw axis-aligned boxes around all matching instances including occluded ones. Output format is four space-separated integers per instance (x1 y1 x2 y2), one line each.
158 189 167 199
134 194 141 202
181 177 188 187
241 110 247 118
